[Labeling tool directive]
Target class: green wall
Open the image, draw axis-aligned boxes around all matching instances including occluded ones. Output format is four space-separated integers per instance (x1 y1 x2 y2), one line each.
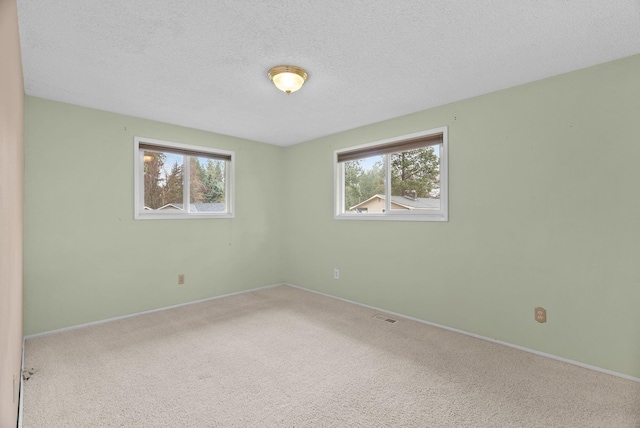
24 54 640 379
24 98 283 335
282 54 640 379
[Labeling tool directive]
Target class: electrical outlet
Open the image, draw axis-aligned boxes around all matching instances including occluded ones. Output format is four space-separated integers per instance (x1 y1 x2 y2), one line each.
178 274 185 285
334 268 339 280
535 307 546 323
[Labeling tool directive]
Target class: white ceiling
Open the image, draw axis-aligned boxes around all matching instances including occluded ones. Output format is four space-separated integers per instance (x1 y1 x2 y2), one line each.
17 1 640 146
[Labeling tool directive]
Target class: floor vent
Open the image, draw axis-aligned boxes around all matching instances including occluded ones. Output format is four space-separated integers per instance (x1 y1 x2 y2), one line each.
372 314 398 324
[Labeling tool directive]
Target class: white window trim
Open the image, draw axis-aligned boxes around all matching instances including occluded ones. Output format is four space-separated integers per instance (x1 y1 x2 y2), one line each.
334 126 448 222
134 137 235 220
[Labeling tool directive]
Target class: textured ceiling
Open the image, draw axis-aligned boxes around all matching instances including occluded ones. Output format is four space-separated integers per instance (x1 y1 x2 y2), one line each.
17 1 640 146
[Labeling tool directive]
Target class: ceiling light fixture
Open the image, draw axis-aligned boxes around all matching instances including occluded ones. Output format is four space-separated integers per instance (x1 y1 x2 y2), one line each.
268 65 308 94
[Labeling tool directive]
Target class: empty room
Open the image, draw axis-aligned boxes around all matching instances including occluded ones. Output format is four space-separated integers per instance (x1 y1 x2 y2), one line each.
2 1 640 426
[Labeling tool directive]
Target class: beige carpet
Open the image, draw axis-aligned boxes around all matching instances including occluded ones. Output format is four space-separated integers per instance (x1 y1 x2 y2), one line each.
22 285 640 427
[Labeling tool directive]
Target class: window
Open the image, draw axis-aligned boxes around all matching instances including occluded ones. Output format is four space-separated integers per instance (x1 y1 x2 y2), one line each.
334 127 447 221
134 137 234 219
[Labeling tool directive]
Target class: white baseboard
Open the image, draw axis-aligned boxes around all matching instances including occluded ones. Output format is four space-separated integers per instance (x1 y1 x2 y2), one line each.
284 283 640 384
22 281 639 384
23 283 284 340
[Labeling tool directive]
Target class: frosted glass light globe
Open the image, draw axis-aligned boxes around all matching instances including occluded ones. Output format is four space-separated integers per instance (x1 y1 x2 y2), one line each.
268 66 308 94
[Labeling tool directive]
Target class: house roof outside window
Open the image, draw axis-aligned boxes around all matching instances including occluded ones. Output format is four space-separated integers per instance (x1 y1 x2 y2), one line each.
155 203 226 212
349 195 440 212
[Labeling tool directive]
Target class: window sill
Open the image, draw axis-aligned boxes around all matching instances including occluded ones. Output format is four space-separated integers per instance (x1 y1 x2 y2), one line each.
334 213 447 222
135 213 234 220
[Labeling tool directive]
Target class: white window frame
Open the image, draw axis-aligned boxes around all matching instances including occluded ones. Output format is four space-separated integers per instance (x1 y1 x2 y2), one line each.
334 126 448 222
134 137 235 220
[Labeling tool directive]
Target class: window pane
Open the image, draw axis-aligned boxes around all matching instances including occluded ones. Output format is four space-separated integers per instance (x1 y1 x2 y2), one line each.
143 150 183 210
136 137 235 219
334 128 447 221
390 145 440 211
343 154 385 213
188 157 226 213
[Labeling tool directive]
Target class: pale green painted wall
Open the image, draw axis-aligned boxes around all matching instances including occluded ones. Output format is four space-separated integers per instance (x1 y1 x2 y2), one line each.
24 55 640 379
24 97 284 335
282 55 640 378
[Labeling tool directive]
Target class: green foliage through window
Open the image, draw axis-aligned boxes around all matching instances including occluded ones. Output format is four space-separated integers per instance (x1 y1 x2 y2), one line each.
143 151 226 210
344 147 440 210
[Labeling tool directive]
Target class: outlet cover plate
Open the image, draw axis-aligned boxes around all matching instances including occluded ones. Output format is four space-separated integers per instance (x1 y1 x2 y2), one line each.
535 307 547 323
